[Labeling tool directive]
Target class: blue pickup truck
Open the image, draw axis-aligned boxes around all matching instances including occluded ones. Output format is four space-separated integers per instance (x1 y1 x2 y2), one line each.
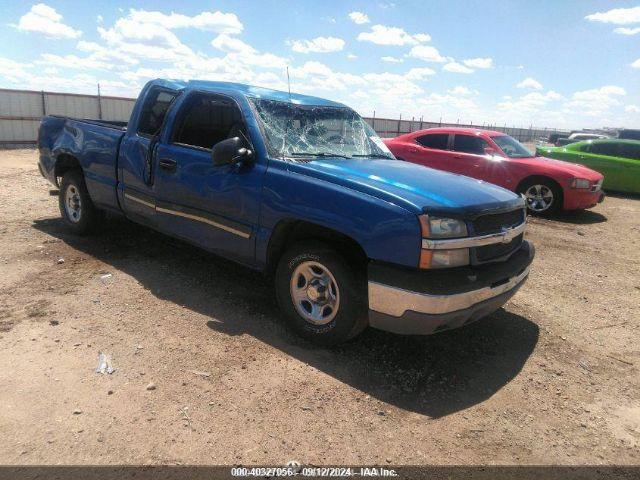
38 79 534 345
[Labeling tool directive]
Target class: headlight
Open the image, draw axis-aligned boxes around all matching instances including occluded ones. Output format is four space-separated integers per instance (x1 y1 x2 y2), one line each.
420 248 470 269
419 215 467 238
419 214 470 269
571 178 591 189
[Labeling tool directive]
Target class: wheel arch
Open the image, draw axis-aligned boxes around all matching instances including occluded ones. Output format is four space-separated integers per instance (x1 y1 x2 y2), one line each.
265 219 369 277
54 153 83 184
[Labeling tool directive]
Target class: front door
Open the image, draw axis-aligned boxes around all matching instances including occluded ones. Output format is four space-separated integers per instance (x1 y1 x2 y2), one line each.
448 133 491 180
153 92 265 265
119 87 178 226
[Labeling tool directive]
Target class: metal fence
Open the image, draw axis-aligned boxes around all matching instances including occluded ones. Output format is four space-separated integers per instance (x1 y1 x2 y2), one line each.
0 88 135 145
364 117 567 143
0 87 567 146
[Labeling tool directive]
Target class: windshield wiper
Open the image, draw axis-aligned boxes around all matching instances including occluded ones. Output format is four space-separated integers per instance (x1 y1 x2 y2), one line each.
289 152 352 159
351 154 393 159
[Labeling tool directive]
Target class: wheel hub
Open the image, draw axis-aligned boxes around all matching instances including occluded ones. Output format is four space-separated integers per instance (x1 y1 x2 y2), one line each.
64 185 82 223
290 261 340 326
524 184 553 212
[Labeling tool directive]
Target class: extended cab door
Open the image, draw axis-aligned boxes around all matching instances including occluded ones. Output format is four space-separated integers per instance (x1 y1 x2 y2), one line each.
118 86 179 226
152 92 265 265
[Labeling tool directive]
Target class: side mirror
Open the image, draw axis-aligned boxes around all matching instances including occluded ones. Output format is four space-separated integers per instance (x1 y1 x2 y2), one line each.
212 137 254 166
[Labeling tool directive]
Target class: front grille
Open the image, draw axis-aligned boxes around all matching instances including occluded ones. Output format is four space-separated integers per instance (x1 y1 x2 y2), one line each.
471 209 525 235
475 234 523 262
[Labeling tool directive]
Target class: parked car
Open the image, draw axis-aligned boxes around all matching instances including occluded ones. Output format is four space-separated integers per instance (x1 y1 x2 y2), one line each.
38 79 534 345
383 127 604 214
548 132 569 145
567 133 609 141
536 139 640 194
617 129 640 141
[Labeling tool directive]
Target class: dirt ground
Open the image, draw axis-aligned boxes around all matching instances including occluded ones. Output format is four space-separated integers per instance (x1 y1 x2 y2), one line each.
0 149 638 466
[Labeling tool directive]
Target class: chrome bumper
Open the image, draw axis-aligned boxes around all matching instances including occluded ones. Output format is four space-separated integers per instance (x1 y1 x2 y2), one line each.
368 266 530 335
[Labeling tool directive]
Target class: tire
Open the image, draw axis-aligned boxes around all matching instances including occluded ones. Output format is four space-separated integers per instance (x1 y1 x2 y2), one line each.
518 178 562 215
58 170 103 234
275 241 368 345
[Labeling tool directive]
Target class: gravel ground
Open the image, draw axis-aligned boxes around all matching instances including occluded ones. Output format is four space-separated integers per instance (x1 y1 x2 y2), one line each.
0 149 638 465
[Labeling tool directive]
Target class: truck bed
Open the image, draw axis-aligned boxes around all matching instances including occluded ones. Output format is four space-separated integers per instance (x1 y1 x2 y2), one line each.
38 115 126 212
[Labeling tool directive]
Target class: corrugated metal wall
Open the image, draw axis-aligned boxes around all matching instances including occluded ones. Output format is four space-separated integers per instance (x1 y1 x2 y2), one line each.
0 87 565 145
0 88 135 145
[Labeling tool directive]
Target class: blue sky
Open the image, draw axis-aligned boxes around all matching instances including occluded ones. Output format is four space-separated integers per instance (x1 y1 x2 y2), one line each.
0 0 638 129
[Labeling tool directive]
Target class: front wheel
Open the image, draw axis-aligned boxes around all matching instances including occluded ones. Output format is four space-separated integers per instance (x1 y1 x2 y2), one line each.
58 170 103 234
275 241 368 345
519 179 562 215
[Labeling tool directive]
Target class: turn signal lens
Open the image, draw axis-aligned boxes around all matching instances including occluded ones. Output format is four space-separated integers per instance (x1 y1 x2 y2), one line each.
420 248 469 269
570 178 591 189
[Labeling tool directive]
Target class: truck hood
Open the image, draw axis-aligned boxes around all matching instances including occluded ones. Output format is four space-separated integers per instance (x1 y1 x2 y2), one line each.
515 155 603 180
290 158 523 216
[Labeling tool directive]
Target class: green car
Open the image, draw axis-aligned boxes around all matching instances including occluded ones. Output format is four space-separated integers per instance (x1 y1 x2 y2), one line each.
536 139 640 194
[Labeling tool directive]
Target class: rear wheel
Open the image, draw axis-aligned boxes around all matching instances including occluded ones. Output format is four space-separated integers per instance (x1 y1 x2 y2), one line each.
275 241 368 345
519 179 562 215
58 170 103 234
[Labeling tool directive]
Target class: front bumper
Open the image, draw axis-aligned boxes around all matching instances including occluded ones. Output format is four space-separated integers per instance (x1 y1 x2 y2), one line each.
563 188 605 210
367 241 534 335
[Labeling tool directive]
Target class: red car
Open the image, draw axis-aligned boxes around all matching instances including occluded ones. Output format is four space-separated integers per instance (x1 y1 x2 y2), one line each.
383 127 605 214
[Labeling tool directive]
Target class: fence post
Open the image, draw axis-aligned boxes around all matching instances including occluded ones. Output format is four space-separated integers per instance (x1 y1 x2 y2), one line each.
97 83 103 120
419 115 423 130
40 90 46 117
397 114 402 136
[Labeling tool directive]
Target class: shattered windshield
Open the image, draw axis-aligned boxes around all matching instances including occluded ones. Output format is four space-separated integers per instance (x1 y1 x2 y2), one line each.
249 98 395 160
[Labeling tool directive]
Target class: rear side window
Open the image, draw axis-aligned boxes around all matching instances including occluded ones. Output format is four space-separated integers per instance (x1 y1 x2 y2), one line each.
453 134 488 154
618 143 640 160
138 90 177 137
172 94 246 150
416 133 449 150
589 143 619 157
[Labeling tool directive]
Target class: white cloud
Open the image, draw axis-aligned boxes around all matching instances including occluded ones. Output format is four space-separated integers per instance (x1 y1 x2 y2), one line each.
404 67 435 80
212 34 255 55
517 77 543 90
126 8 242 33
498 90 563 115
565 85 626 117
15 3 82 39
348 11 370 24
448 86 476 96
463 57 493 69
358 25 430 46
614 26 640 35
407 45 445 62
381 56 403 63
631 58 640 68
585 6 640 25
347 53 358 59
97 15 103 24
625 105 640 113
443 62 474 74
290 36 345 53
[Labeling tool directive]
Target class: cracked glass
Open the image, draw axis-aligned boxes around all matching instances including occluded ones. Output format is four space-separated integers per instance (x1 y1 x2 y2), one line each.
249 98 395 160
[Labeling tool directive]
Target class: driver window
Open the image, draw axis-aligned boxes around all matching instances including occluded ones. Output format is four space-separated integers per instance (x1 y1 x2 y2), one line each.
172 94 247 151
452 134 488 155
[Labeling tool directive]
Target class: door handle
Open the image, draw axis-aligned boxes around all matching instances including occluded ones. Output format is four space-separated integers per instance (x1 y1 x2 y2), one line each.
410 147 418 153
159 158 177 172
453 155 462 159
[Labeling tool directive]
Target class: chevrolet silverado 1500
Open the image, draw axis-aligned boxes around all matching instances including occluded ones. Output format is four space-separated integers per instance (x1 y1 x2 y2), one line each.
38 79 534 345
